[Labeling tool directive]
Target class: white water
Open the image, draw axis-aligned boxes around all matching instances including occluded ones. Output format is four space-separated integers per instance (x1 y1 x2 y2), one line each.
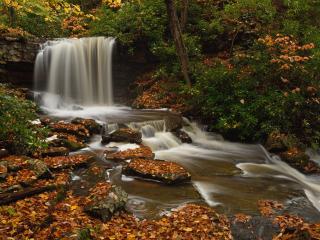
34 37 115 107
33 36 320 216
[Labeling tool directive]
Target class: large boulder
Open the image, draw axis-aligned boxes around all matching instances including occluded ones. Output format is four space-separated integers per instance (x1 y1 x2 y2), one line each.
101 128 142 144
105 145 154 161
123 158 191 184
84 182 128 221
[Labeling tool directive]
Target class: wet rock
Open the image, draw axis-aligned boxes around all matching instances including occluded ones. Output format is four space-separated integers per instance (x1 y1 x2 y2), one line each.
50 133 86 151
101 133 111 144
50 122 90 140
2 155 31 171
123 158 191 184
27 159 52 179
84 182 128 221
105 145 154 161
231 215 280 240
0 148 9 159
104 146 119 155
265 131 301 154
265 132 289 153
71 118 102 135
44 154 94 170
164 114 183 131
101 128 142 144
279 148 319 173
52 139 86 151
40 147 69 158
40 117 53 126
173 129 192 143
0 161 8 179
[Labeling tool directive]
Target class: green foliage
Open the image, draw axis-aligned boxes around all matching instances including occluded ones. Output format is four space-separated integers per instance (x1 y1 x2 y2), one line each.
0 85 48 154
90 0 167 53
187 34 320 147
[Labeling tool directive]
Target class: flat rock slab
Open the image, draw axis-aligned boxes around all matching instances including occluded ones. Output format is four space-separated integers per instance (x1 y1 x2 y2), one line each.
50 122 90 140
50 132 86 151
39 147 70 158
84 182 128 221
1 155 31 171
105 145 154 161
102 128 142 144
44 154 94 170
123 158 191 184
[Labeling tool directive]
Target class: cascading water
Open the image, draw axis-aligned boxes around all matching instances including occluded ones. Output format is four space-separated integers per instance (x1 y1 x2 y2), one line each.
32 36 320 220
34 37 115 107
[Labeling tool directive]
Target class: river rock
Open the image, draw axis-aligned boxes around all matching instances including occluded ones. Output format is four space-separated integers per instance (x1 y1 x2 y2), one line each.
50 122 90 140
40 147 69 158
101 128 142 144
105 145 154 161
27 159 52 179
173 129 192 143
40 117 53 126
123 158 191 184
84 182 128 221
2 155 31 171
265 132 288 153
50 133 86 151
265 131 301 153
44 154 94 170
71 118 102 135
279 148 319 173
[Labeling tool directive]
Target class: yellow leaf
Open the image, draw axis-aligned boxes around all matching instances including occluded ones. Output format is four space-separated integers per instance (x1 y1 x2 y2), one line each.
183 227 193 232
71 205 78 210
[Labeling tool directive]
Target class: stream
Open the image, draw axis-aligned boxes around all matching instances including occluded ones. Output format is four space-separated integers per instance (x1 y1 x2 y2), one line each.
33 37 320 223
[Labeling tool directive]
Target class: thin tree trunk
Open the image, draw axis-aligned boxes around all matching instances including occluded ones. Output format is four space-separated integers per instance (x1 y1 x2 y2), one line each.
165 0 191 87
180 0 188 32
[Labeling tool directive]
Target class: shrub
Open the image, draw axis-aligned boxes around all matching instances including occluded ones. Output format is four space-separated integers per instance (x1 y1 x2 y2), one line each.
0 85 47 154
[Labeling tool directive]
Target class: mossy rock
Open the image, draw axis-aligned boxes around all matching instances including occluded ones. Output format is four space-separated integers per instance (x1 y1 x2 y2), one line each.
85 185 128 221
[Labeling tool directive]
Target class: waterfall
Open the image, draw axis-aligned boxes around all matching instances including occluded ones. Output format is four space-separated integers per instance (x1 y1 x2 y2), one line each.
34 37 115 107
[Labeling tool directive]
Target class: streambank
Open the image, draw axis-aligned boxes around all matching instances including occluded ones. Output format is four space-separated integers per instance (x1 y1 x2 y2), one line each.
1 36 319 239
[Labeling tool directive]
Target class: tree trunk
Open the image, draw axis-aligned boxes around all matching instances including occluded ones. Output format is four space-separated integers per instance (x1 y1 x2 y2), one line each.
165 0 191 87
180 0 188 32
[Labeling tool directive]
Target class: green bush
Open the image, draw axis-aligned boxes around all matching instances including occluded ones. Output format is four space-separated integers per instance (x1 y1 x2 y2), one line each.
187 35 320 147
0 86 47 154
90 0 167 53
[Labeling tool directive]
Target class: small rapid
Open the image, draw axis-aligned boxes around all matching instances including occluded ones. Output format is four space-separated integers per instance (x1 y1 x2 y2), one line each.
32 36 320 220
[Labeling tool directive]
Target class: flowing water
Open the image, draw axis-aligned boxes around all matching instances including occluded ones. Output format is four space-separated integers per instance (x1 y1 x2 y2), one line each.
34 37 115 106
34 37 320 221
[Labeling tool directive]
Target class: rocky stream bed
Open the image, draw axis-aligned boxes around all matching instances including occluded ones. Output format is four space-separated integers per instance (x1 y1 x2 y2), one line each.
0 110 320 239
